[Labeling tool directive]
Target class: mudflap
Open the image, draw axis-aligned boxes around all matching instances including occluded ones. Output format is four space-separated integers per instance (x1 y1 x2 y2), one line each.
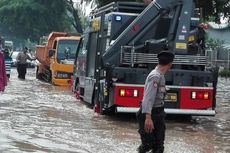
94 96 106 115
94 99 115 115
94 81 115 115
95 103 102 114
94 81 105 115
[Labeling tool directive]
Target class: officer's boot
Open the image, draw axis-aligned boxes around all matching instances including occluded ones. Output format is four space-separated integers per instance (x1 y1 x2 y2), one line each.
152 147 164 153
137 144 151 153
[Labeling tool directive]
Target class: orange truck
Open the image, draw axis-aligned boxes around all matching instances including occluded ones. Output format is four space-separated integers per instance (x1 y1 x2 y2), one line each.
35 32 81 86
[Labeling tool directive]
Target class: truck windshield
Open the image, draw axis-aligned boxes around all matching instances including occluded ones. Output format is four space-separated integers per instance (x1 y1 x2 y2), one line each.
57 40 79 62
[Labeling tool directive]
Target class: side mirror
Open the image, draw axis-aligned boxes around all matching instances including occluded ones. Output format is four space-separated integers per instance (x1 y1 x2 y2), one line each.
48 49 55 57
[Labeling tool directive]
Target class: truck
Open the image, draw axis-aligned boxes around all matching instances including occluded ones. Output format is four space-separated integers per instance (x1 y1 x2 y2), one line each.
71 1 218 116
4 41 13 51
36 32 81 86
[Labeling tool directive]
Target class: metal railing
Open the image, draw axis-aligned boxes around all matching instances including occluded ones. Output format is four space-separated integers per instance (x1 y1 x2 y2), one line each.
90 2 146 17
120 46 208 66
206 48 230 69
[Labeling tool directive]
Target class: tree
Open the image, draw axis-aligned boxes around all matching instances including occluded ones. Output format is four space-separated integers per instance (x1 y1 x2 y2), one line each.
64 0 83 34
97 0 140 6
0 0 71 42
84 0 230 23
196 0 230 22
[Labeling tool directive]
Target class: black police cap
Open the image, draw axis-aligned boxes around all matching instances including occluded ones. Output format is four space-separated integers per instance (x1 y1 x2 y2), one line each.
157 51 174 65
4 48 9 53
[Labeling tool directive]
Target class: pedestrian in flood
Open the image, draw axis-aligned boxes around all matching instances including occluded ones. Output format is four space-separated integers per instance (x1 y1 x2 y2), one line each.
137 51 174 153
3 48 13 79
0 51 7 92
16 47 33 79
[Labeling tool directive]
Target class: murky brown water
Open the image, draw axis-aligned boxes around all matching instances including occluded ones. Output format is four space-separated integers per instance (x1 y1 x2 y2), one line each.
0 68 229 153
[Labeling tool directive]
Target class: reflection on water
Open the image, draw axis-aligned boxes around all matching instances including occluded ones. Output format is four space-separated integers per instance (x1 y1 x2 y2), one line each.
165 77 230 153
0 69 229 153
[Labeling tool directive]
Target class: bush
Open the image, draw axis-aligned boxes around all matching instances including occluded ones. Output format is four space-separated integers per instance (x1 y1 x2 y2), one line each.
219 70 230 77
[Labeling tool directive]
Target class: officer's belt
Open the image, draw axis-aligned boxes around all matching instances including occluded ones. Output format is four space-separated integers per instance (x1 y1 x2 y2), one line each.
151 107 164 113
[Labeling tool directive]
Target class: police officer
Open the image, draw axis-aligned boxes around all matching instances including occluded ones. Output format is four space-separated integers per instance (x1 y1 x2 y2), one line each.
16 47 33 79
137 51 174 153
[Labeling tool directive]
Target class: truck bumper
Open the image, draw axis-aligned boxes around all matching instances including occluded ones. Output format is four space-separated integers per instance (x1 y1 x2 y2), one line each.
52 78 71 86
116 107 216 116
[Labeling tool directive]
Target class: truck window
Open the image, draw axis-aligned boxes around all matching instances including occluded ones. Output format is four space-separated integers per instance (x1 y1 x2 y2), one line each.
53 40 57 49
77 36 88 58
86 32 97 77
75 39 87 76
57 40 79 62
79 45 87 58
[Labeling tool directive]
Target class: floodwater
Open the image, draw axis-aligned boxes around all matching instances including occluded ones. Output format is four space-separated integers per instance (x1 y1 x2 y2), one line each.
0 68 229 153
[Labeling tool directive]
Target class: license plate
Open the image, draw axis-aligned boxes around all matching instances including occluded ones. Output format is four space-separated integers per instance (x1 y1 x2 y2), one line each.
164 93 177 102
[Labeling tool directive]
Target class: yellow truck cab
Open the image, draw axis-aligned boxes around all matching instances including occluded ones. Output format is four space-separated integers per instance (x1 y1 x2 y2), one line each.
36 32 81 86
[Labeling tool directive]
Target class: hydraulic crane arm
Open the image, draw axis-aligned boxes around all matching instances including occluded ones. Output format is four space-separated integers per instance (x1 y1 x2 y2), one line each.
102 0 186 67
102 0 174 67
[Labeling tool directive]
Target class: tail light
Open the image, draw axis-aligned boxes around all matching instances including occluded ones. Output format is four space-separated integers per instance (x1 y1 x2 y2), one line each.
191 91 210 100
119 89 139 97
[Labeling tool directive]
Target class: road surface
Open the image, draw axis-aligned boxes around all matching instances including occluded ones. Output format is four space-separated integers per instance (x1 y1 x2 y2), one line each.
0 68 229 153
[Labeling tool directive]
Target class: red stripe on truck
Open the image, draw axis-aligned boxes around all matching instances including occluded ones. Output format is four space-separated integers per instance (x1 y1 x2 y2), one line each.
180 88 214 109
114 85 144 107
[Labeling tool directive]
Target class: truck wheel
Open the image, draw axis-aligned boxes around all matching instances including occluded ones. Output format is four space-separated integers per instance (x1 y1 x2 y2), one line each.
47 70 52 83
36 66 42 80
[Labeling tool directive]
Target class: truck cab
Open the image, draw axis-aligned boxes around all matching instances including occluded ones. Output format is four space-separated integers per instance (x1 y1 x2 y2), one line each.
36 32 81 86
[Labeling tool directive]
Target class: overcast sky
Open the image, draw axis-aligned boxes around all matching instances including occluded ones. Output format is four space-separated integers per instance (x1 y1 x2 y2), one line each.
72 0 94 16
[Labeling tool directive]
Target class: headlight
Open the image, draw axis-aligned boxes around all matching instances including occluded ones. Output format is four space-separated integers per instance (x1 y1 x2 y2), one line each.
55 72 71 79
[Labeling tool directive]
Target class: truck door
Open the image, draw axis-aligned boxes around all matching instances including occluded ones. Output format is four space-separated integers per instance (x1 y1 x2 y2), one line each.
50 40 57 70
75 37 87 90
84 32 98 104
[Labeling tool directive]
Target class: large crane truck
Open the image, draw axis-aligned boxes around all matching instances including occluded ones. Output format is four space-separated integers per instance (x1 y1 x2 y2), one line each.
36 32 81 86
72 1 218 116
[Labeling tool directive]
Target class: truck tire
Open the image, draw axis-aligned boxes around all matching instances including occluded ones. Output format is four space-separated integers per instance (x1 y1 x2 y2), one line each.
48 70 52 83
36 66 42 80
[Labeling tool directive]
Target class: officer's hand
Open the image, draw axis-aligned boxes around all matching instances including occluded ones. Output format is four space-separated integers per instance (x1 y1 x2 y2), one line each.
144 115 154 133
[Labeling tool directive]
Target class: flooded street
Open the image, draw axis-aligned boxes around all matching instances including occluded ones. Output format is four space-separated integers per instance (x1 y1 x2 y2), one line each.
0 68 230 153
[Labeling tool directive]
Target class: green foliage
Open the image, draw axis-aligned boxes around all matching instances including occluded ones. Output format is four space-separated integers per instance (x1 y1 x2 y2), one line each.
0 0 71 42
65 0 83 34
95 0 230 23
206 38 225 50
97 0 141 6
0 0 228 43
219 69 230 77
193 0 229 22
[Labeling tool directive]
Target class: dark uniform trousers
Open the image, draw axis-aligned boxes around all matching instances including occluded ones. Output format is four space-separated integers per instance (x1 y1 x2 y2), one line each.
17 64 27 79
137 107 166 153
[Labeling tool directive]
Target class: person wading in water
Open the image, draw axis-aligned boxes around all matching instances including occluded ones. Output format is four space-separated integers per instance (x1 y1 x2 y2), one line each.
16 47 33 79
